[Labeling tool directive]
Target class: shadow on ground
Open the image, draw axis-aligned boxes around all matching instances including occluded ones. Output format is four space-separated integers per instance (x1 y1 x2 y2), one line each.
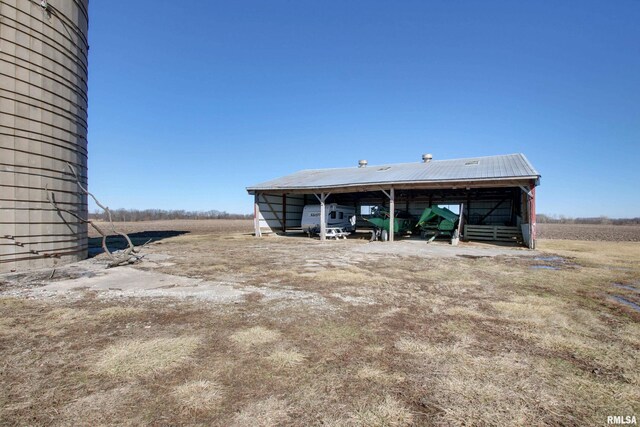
279 230 525 247
89 230 189 256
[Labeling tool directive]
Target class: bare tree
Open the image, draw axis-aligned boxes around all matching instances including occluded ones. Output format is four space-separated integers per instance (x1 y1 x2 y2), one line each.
45 164 146 268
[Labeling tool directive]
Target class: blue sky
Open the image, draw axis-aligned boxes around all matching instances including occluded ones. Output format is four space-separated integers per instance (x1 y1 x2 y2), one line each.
88 1 639 217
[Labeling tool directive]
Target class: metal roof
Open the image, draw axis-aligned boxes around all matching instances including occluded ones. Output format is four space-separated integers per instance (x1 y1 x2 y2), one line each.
247 153 540 192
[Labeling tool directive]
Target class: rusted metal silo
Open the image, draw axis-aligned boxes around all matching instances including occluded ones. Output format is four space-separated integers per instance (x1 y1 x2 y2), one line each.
1 0 89 272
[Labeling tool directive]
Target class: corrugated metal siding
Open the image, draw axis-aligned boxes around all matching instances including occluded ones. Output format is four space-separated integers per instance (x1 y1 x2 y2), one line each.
257 194 305 233
467 201 513 226
247 153 539 191
1 0 89 272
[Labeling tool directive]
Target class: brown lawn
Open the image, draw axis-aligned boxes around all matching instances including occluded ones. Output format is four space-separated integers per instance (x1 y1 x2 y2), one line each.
1 220 638 426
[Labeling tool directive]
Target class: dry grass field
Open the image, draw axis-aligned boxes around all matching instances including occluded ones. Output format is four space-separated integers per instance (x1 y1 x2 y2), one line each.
1 220 639 426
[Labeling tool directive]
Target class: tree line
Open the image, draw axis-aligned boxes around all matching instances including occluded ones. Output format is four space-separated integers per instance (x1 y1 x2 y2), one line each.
88 209 252 222
537 214 640 225
87 209 640 225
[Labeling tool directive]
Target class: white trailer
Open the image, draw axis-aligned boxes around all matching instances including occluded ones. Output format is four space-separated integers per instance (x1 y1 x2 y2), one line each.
301 204 356 235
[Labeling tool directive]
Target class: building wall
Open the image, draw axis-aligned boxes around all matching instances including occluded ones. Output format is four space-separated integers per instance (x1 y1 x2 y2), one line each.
256 193 305 233
0 0 89 272
465 200 514 226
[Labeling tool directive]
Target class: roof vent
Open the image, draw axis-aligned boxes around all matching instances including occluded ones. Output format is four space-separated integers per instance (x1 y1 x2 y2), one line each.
422 153 433 163
358 160 368 168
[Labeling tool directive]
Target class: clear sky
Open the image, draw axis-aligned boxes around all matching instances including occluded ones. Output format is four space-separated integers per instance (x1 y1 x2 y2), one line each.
87 1 640 217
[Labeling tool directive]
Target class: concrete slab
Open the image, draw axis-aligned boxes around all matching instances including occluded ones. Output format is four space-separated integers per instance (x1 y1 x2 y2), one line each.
1 255 330 307
353 240 537 258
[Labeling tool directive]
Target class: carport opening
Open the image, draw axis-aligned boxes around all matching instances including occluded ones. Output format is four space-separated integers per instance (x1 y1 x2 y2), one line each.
253 186 535 247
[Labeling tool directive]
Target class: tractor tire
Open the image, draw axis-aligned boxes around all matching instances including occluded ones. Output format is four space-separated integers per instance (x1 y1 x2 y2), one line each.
381 229 389 242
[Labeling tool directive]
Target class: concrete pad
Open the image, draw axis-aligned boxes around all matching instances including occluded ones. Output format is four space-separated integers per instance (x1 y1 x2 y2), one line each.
353 240 537 258
1 255 331 307
36 266 248 302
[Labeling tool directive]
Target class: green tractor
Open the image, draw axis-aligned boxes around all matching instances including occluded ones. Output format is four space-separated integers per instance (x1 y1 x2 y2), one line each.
416 205 459 242
364 206 415 241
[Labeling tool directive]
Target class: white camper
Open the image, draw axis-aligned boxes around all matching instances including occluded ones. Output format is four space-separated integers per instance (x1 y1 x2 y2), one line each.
301 204 356 235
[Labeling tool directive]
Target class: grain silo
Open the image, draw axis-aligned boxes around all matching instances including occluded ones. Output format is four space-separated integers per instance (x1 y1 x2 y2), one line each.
1 0 89 272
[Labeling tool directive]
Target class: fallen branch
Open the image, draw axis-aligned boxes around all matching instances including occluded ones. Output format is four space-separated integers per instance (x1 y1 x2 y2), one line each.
45 164 146 268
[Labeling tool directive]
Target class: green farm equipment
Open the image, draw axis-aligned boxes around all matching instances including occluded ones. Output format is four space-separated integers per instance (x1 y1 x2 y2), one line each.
365 206 415 241
416 205 460 242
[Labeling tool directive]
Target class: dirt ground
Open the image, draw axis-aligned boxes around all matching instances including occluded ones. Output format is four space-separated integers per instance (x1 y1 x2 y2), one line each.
1 220 639 426
537 223 640 242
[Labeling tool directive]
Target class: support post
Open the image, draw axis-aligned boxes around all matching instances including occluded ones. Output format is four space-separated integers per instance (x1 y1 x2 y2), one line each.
282 194 287 233
530 184 536 249
320 193 326 241
466 192 471 223
520 185 536 249
314 192 330 241
453 202 464 246
253 193 262 237
389 188 395 242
